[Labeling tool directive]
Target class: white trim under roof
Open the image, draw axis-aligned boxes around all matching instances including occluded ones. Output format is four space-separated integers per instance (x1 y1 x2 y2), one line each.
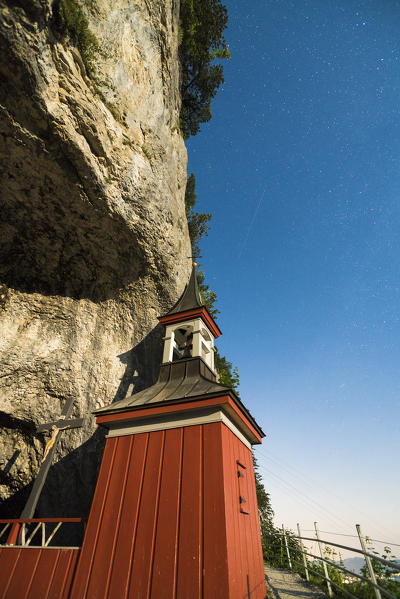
106 407 252 450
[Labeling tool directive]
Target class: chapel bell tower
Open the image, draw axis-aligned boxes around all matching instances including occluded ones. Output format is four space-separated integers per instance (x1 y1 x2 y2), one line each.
68 265 267 599
160 265 219 370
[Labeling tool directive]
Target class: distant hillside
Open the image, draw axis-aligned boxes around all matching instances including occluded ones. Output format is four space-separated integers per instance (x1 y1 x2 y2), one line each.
342 558 365 575
342 557 400 576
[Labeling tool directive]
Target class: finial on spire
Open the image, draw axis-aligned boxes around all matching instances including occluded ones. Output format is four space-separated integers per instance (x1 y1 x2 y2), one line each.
187 255 198 268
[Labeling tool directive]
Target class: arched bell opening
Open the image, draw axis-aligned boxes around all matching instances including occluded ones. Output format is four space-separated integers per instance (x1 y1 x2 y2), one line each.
162 318 215 372
172 325 194 361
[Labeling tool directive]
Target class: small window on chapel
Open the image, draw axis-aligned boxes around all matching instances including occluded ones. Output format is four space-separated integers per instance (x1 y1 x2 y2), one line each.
237 460 249 514
172 328 193 361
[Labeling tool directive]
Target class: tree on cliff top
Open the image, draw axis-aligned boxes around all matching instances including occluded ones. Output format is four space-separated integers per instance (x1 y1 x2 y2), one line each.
184 173 212 260
179 0 230 137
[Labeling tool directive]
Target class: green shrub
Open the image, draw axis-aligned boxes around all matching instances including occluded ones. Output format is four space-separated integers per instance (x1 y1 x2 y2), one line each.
53 0 99 78
142 145 153 161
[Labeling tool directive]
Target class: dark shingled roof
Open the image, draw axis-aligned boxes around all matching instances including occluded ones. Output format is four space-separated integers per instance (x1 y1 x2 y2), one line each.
94 357 265 440
165 265 202 315
95 357 230 414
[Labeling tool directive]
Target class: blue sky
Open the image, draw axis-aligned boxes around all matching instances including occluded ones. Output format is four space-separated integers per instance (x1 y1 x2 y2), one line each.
187 0 400 549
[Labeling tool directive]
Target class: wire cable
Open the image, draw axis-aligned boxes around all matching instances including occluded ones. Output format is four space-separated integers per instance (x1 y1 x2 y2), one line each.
301 530 400 547
369 538 400 548
255 446 397 540
257 464 343 528
257 460 353 528
257 462 353 530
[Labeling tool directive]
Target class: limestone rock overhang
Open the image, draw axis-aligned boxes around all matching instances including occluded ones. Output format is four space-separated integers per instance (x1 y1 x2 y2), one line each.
94 357 265 444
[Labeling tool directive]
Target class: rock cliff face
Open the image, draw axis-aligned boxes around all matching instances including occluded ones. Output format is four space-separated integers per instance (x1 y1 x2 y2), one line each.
0 0 191 520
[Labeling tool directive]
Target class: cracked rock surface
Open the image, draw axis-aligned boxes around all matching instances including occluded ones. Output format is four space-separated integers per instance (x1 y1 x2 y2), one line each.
0 0 191 521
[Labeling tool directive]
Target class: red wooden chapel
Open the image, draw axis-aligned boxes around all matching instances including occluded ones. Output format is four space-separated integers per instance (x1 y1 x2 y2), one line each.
0 266 267 599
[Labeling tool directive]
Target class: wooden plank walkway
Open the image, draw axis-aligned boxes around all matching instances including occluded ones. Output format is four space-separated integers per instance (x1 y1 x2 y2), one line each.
265 566 327 599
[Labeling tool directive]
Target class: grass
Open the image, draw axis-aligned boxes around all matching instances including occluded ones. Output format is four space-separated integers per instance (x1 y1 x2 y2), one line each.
142 145 153 161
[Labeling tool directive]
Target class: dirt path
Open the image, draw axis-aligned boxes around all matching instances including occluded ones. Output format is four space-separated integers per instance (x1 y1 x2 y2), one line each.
265 566 327 599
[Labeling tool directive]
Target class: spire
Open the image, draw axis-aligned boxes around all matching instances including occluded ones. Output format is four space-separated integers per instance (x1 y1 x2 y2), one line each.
166 263 202 315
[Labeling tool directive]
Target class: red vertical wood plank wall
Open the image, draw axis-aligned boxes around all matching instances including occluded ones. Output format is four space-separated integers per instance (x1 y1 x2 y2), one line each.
203 423 230 598
26 549 60 599
221 425 267 599
69 437 118 599
175 425 202 598
150 427 183 598
0 547 22 599
106 433 148 597
6 420 264 599
127 430 165 599
0 548 79 599
222 429 243 598
50 549 78 599
7 547 41 599
85 435 133 598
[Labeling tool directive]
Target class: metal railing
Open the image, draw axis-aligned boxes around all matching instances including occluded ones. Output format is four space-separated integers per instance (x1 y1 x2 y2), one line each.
274 522 400 599
0 518 86 548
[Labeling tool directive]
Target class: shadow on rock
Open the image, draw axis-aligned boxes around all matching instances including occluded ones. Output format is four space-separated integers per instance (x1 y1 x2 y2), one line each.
113 323 164 403
0 428 106 545
0 325 165 545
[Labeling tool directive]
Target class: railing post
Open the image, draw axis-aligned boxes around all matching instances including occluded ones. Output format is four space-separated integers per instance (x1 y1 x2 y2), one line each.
282 524 293 570
314 521 333 597
41 522 45 547
297 523 310 581
356 524 382 599
6 522 21 545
